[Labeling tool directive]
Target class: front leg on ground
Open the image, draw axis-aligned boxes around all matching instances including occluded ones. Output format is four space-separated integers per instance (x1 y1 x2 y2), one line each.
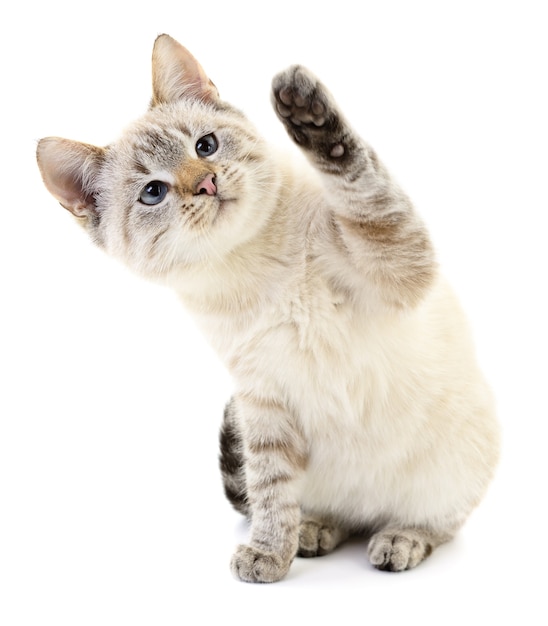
230 544 292 583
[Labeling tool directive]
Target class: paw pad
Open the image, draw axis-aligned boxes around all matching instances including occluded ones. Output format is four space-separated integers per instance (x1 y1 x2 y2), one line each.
330 144 345 158
273 67 330 129
272 65 351 166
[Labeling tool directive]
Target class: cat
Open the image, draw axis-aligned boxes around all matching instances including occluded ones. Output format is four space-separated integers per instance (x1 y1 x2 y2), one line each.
36 34 500 583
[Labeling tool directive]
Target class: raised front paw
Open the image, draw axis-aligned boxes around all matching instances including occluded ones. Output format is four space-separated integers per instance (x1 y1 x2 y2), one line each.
271 66 350 163
230 544 291 583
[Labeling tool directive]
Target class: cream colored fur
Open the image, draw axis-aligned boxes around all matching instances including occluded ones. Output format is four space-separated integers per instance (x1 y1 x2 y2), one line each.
36 34 499 583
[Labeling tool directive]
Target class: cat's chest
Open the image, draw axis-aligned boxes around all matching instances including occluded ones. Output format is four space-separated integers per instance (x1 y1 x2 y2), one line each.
280 268 347 348
237 264 351 355
207 271 371 404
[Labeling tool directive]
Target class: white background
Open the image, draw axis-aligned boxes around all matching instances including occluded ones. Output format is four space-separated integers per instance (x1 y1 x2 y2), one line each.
1 1 547 623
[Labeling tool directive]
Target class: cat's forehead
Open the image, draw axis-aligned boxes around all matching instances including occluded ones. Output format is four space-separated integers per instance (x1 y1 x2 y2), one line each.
118 107 204 162
111 101 242 169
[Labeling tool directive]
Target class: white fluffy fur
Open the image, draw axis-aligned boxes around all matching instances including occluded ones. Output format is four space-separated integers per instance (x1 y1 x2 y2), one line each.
176 156 498 532
36 35 499 582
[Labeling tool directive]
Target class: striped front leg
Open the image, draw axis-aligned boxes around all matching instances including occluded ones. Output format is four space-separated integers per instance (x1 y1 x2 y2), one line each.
229 393 308 583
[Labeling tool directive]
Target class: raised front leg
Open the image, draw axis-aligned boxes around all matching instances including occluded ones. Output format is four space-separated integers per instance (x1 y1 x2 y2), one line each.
229 394 308 583
272 67 436 310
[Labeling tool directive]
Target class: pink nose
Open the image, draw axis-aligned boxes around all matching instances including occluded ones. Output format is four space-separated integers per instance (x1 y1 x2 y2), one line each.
196 173 217 196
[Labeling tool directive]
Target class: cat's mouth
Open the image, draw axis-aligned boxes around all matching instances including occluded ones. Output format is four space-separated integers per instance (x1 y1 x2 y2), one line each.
219 197 235 210
215 197 236 220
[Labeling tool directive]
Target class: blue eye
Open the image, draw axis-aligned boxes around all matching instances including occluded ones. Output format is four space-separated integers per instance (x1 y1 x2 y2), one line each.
196 133 219 157
139 181 169 205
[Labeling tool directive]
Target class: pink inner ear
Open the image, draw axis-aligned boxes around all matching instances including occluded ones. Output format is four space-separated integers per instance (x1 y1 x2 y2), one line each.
37 137 104 218
58 187 95 218
152 34 219 105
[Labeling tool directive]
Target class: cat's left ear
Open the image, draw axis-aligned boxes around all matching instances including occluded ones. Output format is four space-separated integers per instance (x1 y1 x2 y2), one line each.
151 34 219 106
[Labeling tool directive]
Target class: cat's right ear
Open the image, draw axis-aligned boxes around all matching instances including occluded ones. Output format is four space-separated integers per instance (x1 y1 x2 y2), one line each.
36 137 105 218
151 34 219 106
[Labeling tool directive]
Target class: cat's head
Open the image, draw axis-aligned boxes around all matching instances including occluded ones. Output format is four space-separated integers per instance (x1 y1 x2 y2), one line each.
36 35 279 280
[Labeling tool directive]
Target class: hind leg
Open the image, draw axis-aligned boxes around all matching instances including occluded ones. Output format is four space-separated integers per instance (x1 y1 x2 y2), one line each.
367 527 454 572
298 515 350 557
219 397 249 517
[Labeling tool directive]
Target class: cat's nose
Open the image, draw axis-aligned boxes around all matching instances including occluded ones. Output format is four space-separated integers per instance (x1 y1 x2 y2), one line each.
195 173 217 196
